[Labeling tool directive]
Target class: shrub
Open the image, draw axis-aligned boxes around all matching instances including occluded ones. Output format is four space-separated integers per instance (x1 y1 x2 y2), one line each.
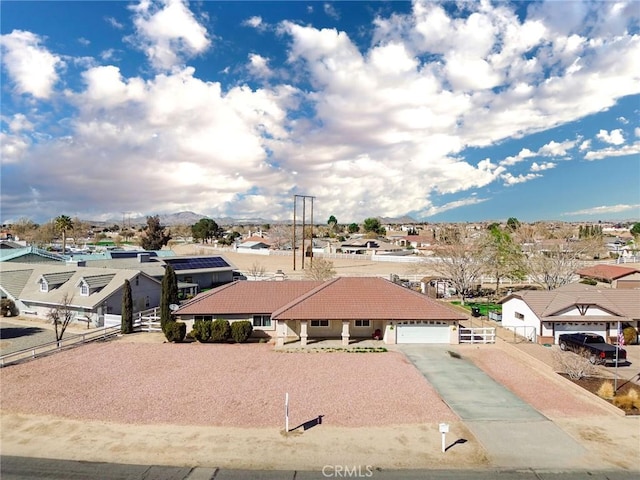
552 349 598 380
1 299 17 317
596 380 614 400
164 321 186 343
579 278 598 286
210 318 231 342
623 327 638 345
231 320 253 343
612 393 640 411
192 319 213 342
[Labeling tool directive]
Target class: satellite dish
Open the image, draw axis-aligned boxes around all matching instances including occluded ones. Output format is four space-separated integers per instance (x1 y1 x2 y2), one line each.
169 304 179 311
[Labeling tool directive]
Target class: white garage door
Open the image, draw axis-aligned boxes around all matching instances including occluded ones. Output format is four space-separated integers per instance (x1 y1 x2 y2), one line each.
554 322 606 343
397 321 450 344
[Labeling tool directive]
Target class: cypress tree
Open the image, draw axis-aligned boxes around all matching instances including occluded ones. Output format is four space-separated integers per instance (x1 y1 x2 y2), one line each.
160 265 178 331
121 279 133 334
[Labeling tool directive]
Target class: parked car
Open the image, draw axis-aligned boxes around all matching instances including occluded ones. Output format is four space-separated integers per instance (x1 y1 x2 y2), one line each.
558 332 627 365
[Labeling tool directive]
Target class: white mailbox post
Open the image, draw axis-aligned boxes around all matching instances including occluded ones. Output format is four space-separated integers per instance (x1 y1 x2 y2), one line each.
439 422 449 453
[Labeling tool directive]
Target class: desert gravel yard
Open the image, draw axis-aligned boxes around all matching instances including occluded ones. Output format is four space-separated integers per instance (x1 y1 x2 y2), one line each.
458 344 615 418
0 338 457 428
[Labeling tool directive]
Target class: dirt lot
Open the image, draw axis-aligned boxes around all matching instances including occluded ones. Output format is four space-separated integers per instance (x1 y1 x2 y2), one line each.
1 337 485 470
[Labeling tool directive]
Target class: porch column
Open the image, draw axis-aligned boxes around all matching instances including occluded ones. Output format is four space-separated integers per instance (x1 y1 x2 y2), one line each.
341 320 350 346
300 320 308 347
276 320 286 347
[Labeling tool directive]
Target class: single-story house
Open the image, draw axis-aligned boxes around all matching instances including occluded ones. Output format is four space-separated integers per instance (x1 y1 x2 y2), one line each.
338 239 404 255
175 277 466 346
575 264 640 289
499 283 640 344
0 262 162 327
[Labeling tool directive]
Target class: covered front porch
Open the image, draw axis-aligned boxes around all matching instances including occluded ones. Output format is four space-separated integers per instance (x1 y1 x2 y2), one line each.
274 319 390 347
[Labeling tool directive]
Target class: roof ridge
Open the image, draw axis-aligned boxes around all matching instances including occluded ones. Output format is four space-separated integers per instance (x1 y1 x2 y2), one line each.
272 277 340 318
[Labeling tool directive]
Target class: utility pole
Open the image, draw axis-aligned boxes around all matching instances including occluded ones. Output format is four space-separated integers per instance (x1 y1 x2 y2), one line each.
292 195 315 271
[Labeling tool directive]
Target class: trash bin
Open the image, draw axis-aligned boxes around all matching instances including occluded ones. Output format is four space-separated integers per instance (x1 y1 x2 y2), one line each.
471 307 480 317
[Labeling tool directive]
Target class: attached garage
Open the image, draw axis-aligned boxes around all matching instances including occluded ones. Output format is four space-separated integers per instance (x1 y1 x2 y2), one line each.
553 322 607 343
396 321 451 344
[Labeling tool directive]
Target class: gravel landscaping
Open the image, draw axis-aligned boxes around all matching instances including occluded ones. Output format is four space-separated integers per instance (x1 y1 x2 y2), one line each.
0 339 457 428
458 345 611 417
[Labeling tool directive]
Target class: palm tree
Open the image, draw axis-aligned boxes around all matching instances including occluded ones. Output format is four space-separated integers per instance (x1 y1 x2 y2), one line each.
54 215 73 255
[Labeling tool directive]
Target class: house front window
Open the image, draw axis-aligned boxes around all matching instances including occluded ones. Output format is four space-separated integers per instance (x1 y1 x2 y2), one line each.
194 315 213 322
80 284 89 296
40 281 48 292
355 320 370 327
515 312 524 320
253 315 271 327
311 320 329 327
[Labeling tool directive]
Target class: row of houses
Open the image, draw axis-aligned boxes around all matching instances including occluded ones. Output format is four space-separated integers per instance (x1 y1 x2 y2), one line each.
1 240 638 346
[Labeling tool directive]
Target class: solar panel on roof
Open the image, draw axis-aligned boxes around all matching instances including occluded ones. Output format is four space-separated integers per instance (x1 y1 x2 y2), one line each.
165 257 230 270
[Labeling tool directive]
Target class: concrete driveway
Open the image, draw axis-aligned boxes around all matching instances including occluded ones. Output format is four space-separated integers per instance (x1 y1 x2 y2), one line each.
399 344 590 469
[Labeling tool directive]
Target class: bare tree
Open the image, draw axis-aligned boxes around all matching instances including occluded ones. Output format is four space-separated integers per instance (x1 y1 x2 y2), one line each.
248 261 266 280
47 294 75 344
305 258 336 281
524 241 584 290
432 232 484 305
268 224 295 250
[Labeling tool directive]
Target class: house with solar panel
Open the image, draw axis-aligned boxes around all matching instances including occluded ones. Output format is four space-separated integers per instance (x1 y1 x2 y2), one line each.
75 251 238 300
0 262 162 327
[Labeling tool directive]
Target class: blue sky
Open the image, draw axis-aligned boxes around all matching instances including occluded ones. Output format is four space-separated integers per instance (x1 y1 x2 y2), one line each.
1 0 639 225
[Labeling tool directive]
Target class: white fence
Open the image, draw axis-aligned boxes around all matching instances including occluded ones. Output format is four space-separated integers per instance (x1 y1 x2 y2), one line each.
104 307 161 332
459 327 496 344
0 326 121 367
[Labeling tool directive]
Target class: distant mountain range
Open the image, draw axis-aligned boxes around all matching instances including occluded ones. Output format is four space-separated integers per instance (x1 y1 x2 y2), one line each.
89 211 419 227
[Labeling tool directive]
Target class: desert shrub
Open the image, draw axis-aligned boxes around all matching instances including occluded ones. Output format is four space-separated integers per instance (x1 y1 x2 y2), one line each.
627 389 639 400
552 349 598 380
231 320 253 343
191 319 213 342
1 299 18 317
596 380 614 400
164 321 186 343
210 318 231 342
612 394 640 411
579 278 598 286
623 327 638 345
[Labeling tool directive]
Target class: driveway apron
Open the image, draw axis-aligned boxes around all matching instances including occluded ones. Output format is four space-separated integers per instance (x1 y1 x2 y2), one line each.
399 345 589 469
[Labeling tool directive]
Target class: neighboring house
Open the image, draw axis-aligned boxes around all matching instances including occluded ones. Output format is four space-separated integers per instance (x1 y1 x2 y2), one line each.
575 264 640 289
162 255 236 297
0 262 162 327
338 238 403 255
500 283 640 344
175 277 466 346
79 252 236 299
0 246 67 264
236 239 271 251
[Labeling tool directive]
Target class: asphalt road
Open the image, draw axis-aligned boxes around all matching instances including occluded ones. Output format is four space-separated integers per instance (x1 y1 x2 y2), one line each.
1 456 638 480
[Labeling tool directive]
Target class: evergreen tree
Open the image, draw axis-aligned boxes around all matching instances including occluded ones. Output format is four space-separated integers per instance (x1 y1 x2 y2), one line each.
140 215 171 250
160 265 178 331
121 279 134 334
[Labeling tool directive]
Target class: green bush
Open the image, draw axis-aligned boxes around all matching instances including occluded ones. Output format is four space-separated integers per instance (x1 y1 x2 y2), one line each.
164 321 186 343
191 319 213 342
210 318 231 342
231 320 253 343
579 278 598 286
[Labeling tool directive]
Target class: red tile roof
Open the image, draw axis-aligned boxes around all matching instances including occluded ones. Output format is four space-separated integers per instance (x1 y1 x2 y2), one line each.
273 277 466 321
575 265 640 281
175 277 466 322
175 281 322 315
